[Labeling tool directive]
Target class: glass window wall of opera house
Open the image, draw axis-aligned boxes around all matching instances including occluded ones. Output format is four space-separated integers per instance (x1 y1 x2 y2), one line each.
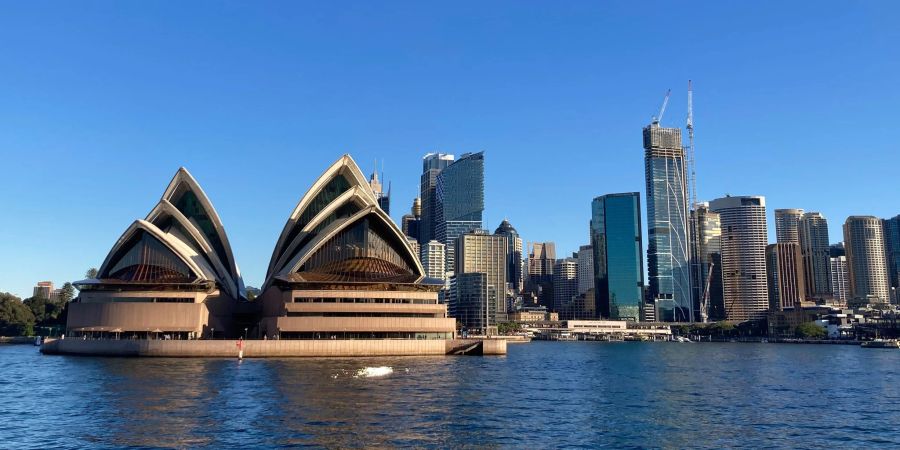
67 155 455 341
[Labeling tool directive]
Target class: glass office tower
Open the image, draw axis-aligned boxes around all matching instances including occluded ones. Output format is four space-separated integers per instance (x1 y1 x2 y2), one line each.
643 124 693 322
419 153 454 246
435 152 485 272
591 193 645 321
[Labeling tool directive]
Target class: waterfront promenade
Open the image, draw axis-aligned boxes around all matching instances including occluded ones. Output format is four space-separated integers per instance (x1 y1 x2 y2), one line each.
40 337 506 357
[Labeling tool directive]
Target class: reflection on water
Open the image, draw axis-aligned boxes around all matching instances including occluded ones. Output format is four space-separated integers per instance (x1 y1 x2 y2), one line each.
1 342 899 447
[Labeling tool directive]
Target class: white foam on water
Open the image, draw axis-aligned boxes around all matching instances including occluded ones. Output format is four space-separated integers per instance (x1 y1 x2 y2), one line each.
356 366 393 378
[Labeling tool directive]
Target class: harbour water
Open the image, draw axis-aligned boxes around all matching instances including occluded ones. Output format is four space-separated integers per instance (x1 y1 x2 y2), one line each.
2 341 899 448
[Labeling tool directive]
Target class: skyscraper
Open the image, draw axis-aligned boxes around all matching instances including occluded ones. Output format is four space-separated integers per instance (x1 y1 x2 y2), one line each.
709 195 769 321
435 152 484 271
368 169 390 215
882 215 900 304
830 256 851 305
766 243 806 310
419 153 454 245
401 197 422 242
526 242 556 310
494 219 524 293
843 216 891 306
798 212 832 299
644 124 692 322
421 240 446 281
591 193 644 321
552 258 578 313
774 208 804 244
576 245 594 295
454 229 508 325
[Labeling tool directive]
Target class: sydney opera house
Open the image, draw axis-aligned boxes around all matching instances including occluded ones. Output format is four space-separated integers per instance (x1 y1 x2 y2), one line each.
67 155 455 341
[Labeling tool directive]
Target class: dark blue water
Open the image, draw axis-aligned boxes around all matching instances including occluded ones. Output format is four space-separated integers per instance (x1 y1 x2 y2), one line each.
2 342 899 448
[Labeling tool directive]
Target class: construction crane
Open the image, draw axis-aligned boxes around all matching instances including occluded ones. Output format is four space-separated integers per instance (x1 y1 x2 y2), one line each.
700 262 713 323
685 80 707 321
651 89 671 126
687 80 698 210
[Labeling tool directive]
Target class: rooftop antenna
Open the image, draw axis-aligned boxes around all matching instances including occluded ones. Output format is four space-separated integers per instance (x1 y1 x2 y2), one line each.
651 89 672 126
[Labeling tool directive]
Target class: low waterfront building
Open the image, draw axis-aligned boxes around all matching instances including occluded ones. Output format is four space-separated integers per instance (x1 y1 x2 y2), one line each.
533 320 671 341
509 307 559 324
766 306 833 338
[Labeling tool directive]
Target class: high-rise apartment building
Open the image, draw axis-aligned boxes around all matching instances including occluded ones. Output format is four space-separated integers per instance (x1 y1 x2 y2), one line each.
552 258 578 313
774 208 804 244
830 256 851 305
882 215 900 304
435 152 484 272
33 281 53 299
709 195 769 321
421 240 446 281
494 219 524 293
643 124 692 322
526 242 556 310
766 243 806 310
798 212 832 299
455 230 507 324
576 245 594 295
419 153 454 245
591 193 644 321
843 216 891 306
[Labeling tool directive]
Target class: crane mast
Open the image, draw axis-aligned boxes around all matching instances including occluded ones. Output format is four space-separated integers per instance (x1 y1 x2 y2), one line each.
685 80 707 322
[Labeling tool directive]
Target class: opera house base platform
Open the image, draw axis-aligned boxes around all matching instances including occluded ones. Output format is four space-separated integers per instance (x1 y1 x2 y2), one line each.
40 338 506 357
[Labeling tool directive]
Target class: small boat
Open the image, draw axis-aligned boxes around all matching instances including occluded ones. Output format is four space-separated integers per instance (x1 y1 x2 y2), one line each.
861 339 900 349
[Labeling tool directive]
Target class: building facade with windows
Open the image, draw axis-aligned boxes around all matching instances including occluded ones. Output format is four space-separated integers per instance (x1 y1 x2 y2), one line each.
774 208 804 244
709 195 769 321
799 212 832 299
591 193 644 321
435 152 484 272
643 124 693 322
843 216 891 306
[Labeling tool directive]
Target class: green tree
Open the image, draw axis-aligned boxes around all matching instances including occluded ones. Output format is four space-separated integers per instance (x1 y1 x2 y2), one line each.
497 322 521 334
796 322 826 339
24 296 65 324
0 292 36 336
85 268 99 279
59 282 76 302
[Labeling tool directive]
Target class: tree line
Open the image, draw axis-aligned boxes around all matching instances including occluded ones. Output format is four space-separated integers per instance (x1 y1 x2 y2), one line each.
0 268 96 336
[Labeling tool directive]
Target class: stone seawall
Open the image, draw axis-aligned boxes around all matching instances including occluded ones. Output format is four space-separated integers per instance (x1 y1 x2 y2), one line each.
41 338 506 357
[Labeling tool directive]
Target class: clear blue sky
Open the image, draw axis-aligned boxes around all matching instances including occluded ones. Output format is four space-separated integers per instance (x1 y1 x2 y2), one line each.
1 2 898 299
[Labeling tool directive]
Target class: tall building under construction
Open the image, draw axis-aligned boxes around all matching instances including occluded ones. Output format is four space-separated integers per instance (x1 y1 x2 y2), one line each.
644 123 693 322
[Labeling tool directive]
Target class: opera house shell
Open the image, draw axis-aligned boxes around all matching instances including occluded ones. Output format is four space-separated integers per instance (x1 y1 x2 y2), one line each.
70 168 244 338
67 155 455 341
257 155 455 340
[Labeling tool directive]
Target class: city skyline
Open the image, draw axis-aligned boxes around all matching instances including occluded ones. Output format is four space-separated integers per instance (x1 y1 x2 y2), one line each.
2 2 900 299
